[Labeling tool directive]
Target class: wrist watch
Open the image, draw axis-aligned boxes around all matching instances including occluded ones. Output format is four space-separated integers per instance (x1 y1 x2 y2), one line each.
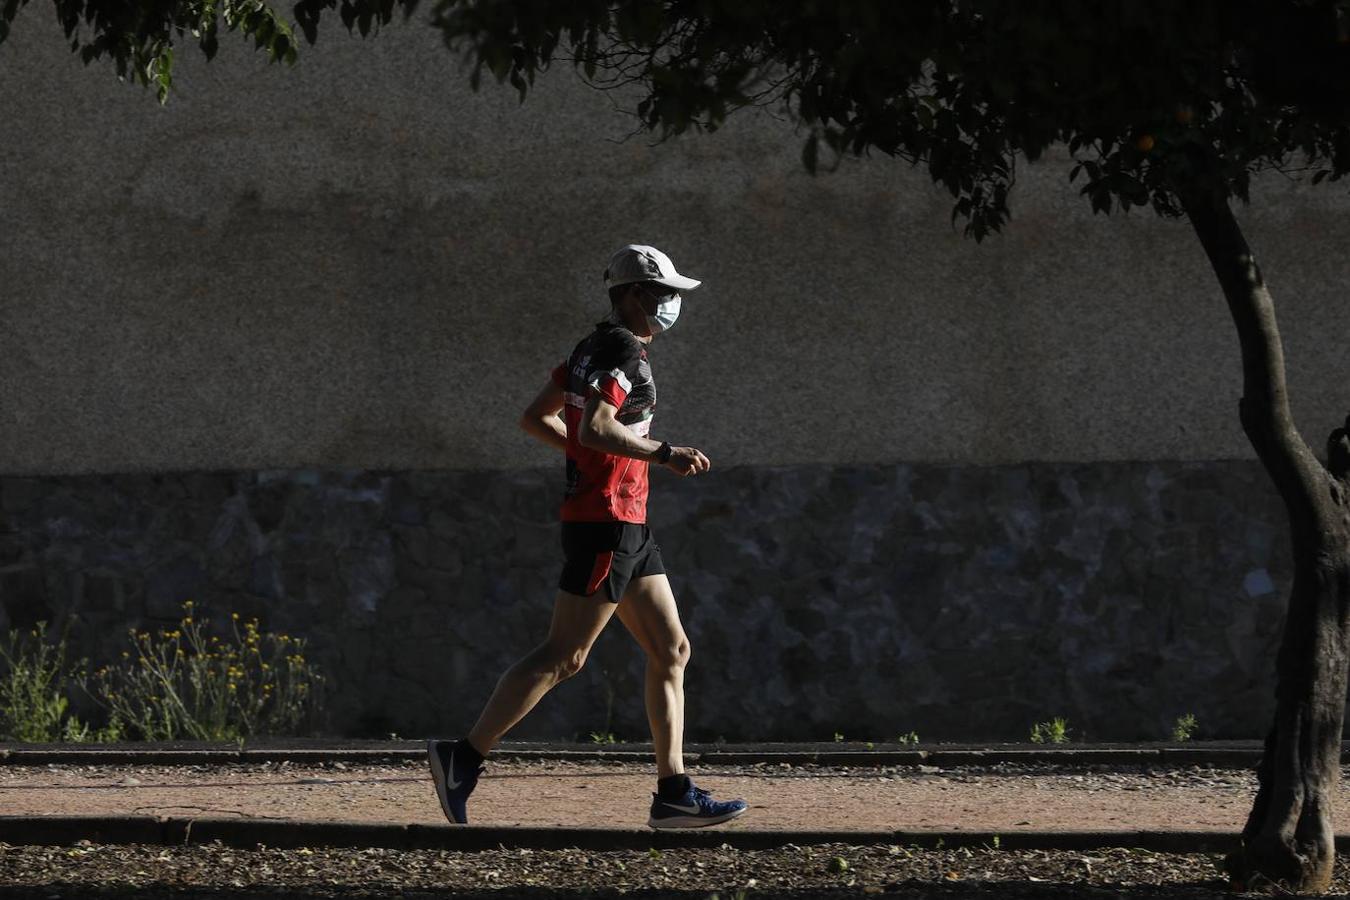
655 441 673 464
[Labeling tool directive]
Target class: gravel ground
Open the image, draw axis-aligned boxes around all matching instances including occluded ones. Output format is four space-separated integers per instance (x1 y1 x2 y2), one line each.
0 841 1294 899
6 760 1346 898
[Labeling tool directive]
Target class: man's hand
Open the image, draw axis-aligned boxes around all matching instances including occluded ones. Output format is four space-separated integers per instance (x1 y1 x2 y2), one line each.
664 446 711 476
579 396 711 475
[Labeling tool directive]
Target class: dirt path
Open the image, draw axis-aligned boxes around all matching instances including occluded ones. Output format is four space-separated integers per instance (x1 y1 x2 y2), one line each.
0 759 1311 833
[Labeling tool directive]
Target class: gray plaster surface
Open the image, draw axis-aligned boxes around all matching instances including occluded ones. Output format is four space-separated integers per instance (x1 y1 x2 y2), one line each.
2 10 1349 473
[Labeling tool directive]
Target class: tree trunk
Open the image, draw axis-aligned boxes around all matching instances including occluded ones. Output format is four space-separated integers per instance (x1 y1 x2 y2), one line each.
1184 191 1350 893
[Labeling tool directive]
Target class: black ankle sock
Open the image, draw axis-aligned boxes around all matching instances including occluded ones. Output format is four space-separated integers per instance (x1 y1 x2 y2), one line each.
657 774 691 800
453 738 485 772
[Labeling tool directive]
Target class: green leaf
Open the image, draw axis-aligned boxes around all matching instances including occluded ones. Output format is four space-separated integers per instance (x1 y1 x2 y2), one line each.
582 30 597 79
295 1 320 44
486 46 511 81
802 134 819 174
202 25 219 61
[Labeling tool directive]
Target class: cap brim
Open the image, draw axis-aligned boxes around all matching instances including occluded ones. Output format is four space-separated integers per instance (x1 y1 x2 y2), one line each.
654 274 701 291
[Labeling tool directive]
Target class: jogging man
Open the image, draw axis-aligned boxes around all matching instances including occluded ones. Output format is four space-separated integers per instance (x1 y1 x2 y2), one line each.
428 244 748 830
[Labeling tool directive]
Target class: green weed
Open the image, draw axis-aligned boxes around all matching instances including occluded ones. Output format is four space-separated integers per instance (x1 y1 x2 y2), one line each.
1029 717 1069 744
1171 713 1198 742
0 623 90 742
86 602 323 741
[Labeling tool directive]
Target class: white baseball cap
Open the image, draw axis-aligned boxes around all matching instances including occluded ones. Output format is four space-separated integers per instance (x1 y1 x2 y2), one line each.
604 244 702 291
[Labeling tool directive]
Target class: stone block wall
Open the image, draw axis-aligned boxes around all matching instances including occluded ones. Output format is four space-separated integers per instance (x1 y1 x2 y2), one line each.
0 461 1292 742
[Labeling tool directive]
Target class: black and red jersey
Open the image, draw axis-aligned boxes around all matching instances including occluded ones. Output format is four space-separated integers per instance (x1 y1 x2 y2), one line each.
550 321 657 523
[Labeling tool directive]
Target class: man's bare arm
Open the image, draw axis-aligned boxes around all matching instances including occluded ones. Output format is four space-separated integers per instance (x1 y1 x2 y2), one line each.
520 380 567 452
578 395 710 476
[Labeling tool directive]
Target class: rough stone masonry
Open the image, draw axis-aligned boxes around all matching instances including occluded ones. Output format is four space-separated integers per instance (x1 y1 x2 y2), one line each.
0 461 1291 741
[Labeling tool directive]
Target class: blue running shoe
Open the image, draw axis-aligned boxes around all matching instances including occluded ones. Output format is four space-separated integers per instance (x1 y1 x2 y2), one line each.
428 739 483 825
648 783 748 829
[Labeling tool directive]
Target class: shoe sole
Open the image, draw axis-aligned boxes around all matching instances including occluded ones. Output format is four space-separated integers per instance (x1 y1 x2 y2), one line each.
426 740 464 825
647 806 748 829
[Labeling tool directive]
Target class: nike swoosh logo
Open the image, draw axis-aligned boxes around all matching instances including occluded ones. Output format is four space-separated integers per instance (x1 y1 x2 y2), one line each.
665 801 701 814
445 749 462 790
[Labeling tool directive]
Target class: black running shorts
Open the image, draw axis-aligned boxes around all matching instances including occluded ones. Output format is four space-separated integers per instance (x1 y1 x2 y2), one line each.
559 522 665 603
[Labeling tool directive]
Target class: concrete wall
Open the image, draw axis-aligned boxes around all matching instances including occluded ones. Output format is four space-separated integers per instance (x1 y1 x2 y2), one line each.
1 9 1348 474
1 9 1347 741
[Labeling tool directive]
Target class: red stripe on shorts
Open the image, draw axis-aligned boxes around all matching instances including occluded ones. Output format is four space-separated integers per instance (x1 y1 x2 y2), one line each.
586 551 614 596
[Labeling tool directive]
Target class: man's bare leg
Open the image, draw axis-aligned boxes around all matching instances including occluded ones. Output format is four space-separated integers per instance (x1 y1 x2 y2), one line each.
615 574 690 779
466 589 618 754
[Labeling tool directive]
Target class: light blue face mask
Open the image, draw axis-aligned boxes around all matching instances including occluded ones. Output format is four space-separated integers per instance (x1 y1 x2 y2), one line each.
640 286 682 334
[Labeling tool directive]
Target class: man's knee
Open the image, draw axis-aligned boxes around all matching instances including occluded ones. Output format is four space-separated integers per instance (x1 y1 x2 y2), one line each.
651 637 691 671
557 646 589 680
533 642 589 682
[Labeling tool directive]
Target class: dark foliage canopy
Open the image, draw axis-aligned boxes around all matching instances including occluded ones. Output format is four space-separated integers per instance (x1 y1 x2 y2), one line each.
438 0 1350 238
6 1 1349 239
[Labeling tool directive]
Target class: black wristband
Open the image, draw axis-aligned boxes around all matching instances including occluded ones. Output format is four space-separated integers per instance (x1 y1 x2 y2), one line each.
655 441 673 464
